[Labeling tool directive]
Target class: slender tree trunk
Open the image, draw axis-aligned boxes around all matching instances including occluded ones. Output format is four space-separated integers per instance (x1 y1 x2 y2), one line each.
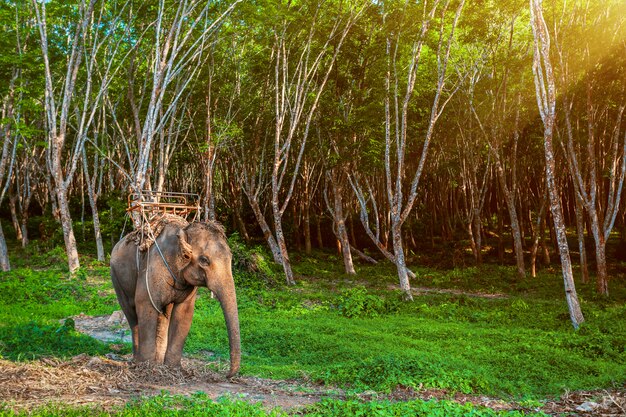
8 192 22 241
328 172 355 275
473 209 483 265
316 214 323 249
468 221 478 262
0 221 9 271
544 159 584 327
82 151 104 261
392 222 413 300
247 196 283 264
20 216 29 248
293 202 302 252
531 0 584 328
573 192 589 283
349 215 358 248
46 176 59 222
497 204 505 264
234 207 250 244
303 198 312 254
350 175 418 279
541 211 551 265
350 244 377 264
588 210 608 295
272 204 295 285
55 185 80 272
530 195 547 278
496 161 525 278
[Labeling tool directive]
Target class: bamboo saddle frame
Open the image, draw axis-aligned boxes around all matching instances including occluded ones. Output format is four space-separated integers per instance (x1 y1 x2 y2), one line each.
126 191 200 222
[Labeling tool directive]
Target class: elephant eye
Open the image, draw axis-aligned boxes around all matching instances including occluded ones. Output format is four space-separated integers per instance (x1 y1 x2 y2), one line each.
199 256 211 266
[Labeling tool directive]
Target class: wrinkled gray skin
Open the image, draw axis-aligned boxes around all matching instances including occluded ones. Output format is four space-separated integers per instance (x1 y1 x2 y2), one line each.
110 221 240 377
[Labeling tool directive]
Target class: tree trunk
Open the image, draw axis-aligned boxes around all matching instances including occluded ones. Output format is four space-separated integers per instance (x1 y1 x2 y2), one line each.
541 215 551 265
272 204 295 285
83 152 104 261
47 175 60 222
247 196 283 264
350 244 377 264
9 192 22 241
327 171 355 275
468 221 478 263
471 210 482 265
392 221 413 300
531 0 584 329
301 163 313 255
573 192 589 283
89 196 104 262
235 209 250 244
530 197 547 278
293 202 302 252
349 215 358 249
303 198 312 254
545 174 585 328
588 209 608 295
316 214 323 249
0 221 10 271
497 206 505 264
56 186 80 273
20 216 29 248
496 161 525 278
334 194 355 275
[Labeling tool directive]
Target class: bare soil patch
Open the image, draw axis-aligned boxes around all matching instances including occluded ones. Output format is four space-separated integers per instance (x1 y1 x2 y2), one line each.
409 286 508 299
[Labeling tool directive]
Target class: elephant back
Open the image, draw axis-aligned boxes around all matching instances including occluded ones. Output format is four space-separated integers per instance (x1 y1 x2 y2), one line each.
126 213 189 251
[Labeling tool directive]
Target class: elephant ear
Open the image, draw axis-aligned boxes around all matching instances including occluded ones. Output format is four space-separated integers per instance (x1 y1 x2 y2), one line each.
177 229 193 264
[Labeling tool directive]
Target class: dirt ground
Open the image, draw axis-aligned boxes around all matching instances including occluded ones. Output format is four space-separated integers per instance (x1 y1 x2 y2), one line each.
0 312 624 416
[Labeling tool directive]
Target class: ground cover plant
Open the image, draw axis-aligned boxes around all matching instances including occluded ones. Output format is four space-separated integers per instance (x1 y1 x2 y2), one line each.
0 393 549 417
188 258 626 399
0 242 624 415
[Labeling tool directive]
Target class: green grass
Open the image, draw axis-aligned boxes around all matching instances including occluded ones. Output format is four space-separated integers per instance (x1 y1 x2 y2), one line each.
0 394 285 417
188 285 625 398
0 245 625 414
0 262 128 360
0 393 547 416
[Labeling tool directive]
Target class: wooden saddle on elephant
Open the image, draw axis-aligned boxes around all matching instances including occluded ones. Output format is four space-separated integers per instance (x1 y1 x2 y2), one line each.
127 213 189 252
125 190 201 251
126 190 200 220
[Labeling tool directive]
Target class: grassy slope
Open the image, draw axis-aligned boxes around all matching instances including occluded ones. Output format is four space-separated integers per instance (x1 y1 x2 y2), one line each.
0 244 624 416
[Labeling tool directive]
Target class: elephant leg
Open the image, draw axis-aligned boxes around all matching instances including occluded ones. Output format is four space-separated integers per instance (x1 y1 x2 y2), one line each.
155 304 174 363
135 300 161 362
111 271 139 355
130 321 140 356
119 305 139 356
164 291 197 367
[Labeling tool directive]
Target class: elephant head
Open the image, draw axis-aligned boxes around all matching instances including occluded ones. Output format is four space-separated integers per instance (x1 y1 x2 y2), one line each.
176 221 241 377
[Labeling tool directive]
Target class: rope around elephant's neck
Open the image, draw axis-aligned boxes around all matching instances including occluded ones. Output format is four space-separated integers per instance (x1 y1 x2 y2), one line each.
144 238 165 316
141 211 188 290
140 211 190 316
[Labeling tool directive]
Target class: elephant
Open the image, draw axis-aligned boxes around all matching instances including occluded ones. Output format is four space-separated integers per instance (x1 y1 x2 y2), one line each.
110 217 240 377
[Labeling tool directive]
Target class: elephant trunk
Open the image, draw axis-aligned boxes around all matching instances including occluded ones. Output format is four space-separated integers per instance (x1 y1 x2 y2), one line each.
214 281 241 378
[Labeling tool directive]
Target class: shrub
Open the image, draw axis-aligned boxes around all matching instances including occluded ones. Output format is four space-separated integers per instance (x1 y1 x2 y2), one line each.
337 286 400 318
320 354 490 394
229 234 280 289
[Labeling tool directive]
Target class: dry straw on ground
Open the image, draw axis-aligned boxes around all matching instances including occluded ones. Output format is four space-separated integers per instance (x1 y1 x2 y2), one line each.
1 354 624 415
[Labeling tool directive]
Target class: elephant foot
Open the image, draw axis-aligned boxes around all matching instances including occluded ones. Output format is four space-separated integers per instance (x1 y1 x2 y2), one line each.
163 354 183 368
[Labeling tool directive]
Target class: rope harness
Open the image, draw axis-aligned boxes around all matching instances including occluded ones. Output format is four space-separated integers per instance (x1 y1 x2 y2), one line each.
130 212 192 316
